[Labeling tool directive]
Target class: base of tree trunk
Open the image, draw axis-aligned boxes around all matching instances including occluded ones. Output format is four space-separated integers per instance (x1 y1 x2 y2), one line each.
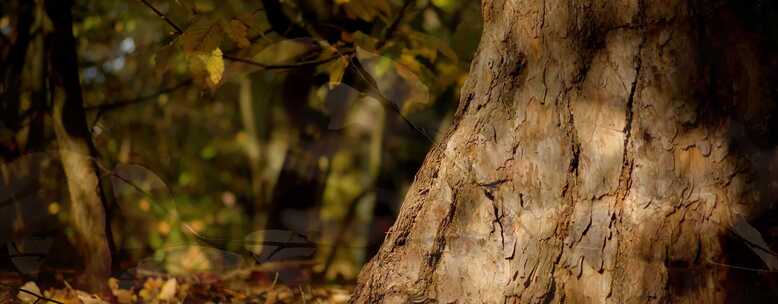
352 1 778 302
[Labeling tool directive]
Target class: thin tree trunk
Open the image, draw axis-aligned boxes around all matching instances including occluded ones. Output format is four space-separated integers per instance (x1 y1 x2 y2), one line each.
317 95 385 280
352 1 778 303
44 0 112 293
239 73 291 234
239 75 269 230
0 0 34 160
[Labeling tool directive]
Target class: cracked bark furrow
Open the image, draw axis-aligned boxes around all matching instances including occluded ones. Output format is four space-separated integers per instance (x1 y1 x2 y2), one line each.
417 189 459 287
616 26 644 203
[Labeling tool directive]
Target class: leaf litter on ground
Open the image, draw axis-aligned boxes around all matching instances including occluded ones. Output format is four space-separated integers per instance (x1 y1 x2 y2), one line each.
6 262 352 303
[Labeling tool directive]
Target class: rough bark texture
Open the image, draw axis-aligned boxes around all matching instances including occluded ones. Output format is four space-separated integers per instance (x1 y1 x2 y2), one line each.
352 0 778 303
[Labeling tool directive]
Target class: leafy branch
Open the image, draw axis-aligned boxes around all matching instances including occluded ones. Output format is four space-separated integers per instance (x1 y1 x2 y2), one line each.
134 0 351 71
135 0 435 143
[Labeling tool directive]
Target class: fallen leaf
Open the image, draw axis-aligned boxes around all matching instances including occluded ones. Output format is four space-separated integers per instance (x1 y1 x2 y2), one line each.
76 290 109 304
158 278 178 301
17 281 41 304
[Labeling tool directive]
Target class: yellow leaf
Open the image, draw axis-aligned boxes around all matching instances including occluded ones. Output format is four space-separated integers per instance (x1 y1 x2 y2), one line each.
17 281 41 304
189 48 224 90
140 277 163 302
157 278 178 301
180 16 222 53
399 52 423 74
76 290 109 304
203 48 224 86
223 19 250 48
327 57 349 88
109 278 137 304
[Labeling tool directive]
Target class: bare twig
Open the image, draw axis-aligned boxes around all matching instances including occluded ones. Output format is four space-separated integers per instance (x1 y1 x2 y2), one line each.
85 79 193 112
348 58 434 143
86 79 193 128
136 0 183 34
376 0 415 49
706 259 778 273
222 50 354 70
0 282 65 304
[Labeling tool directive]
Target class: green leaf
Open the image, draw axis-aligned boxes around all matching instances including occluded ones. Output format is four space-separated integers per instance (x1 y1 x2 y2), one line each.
200 145 217 159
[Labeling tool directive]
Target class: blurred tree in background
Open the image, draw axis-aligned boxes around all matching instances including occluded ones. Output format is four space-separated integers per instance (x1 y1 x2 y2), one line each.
0 0 482 296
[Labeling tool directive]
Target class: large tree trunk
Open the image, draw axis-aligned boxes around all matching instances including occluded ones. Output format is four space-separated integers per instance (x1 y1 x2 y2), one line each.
45 0 113 294
352 0 778 303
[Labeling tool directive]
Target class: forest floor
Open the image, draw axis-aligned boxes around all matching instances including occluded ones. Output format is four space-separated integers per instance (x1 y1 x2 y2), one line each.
0 264 353 303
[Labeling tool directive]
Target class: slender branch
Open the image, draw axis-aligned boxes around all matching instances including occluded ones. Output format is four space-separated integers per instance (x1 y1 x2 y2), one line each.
376 0 415 49
95 162 321 258
348 58 434 143
85 79 193 112
136 0 183 34
706 259 778 273
221 50 354 70
86 79 193 128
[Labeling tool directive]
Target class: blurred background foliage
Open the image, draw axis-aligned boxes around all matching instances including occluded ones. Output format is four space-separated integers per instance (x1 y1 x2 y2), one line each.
0 0 482 285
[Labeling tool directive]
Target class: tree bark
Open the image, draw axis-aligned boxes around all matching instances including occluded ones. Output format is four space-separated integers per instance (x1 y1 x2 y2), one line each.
44 0 113 293
352 0 778 303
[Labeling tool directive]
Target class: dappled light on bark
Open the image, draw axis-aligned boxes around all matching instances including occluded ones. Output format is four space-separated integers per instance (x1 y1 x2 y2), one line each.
353 0 778 303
